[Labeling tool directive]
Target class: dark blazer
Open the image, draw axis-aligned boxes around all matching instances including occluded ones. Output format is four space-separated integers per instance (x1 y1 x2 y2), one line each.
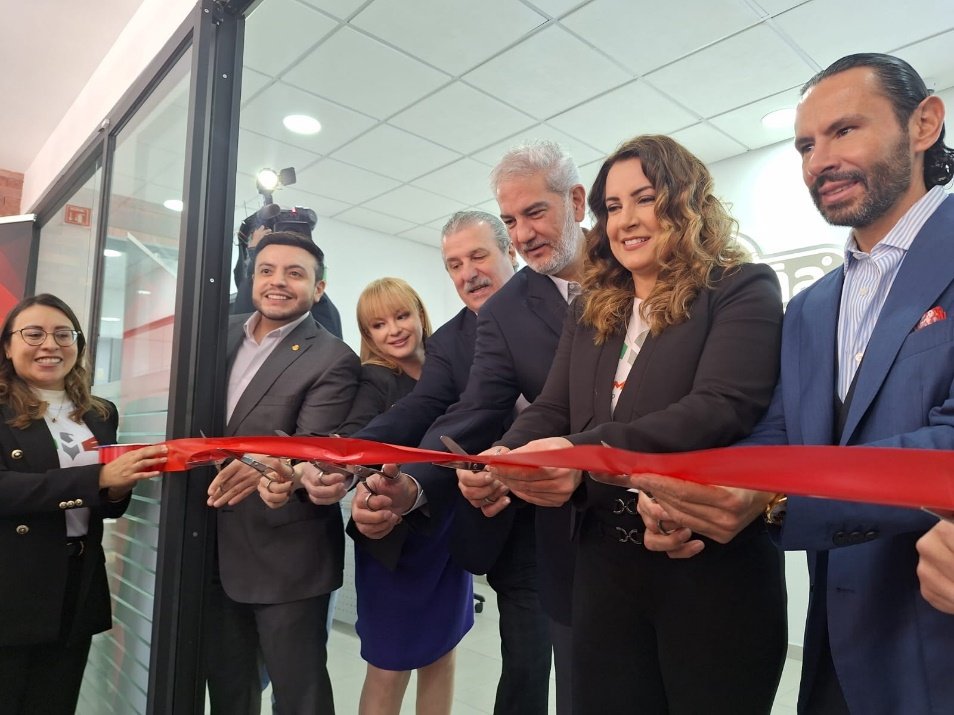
217 314 360 604
340 365 418 437
0 402 130 646
355 308 476 446
407 267 572 622
744 195 954 715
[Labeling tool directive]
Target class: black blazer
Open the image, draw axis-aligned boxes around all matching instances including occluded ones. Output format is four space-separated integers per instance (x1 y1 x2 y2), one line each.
353 307 476 446
502 263 783 514
407 267 572 621
0 402 130 646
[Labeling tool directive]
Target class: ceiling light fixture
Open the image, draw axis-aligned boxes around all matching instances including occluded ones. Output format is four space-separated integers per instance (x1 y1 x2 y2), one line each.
761 107 797 129
283 114 322 135
163 198 184 212
104 249 123 258
101 317 120 322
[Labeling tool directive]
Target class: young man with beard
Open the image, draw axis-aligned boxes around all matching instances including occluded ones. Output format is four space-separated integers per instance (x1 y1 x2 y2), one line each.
204 231 360 714
355 141 587 715
630 54 954 714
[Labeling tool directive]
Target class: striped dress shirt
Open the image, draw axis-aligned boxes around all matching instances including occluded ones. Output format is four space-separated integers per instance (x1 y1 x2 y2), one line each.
836 185 947 400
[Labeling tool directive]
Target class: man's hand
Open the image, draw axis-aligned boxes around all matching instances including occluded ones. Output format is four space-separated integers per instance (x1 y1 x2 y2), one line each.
351 465 417 539
299 462 349 506
457 447 512 517
636 490 705 559
630 473 772 544
917 518 954 614
208 454 287 508
489 437 582 508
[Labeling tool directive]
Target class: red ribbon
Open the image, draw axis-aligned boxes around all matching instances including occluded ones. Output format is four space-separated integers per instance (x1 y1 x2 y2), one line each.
101 435 954 511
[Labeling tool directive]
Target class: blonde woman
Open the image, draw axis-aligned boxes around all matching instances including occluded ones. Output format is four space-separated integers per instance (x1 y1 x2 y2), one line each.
341 278 472 715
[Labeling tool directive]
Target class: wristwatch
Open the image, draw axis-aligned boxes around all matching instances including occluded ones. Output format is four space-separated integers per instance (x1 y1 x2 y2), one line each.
764 493 788 526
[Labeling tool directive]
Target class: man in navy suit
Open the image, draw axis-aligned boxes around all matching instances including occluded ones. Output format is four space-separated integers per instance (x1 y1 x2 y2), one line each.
357 141 588 715
632 54 954 714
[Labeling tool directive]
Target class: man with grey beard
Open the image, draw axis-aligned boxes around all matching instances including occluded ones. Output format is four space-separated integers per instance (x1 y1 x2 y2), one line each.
355 141 586 715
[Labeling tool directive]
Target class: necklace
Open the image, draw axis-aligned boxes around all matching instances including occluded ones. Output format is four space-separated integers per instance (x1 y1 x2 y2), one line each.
46 399 69 423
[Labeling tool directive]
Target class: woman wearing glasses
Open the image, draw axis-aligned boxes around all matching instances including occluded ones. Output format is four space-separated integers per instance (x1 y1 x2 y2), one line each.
0 293 167 714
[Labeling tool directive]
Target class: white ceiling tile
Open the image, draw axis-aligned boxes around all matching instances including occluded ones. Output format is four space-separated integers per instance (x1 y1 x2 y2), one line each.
240 67 273 102
294 158 401 204
750 0 809 15
331 125 459 181
561 0 760 75
645 24 815 116
297 0 365 20
397 225 443 247
235 129 322 180
472 198 502 216
462 24 633 120
774 0 954 69
412 158 495 205
351 0 547 75
894 30 954 93
239 82 377 155
528 0 589 17
244 0 338 77
471 123 605 167
390 83 536 154
549 80 698 154
709 86 802 150
364 185 465 224
577 159 602 197
282 27 450 119
335 206 416 235
669 123 749 164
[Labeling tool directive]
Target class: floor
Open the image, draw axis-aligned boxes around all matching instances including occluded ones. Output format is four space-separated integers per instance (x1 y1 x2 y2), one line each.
249 583 802 714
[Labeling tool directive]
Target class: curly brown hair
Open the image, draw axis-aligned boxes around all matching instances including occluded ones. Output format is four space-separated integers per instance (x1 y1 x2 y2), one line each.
0 294 110 429
582 135 748 343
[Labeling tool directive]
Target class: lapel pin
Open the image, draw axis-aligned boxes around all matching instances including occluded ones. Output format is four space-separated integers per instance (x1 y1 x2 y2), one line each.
292 344 300 351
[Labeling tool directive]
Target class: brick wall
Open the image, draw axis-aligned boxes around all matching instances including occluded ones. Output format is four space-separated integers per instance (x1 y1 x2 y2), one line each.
0 169 24 217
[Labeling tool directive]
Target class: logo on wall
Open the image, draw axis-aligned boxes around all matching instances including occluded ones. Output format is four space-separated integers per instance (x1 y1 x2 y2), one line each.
64 204 91 227
737 233 843 306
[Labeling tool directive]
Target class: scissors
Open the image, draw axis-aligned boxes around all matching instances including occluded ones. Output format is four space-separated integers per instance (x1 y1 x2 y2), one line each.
437 435 489 472
272 430 396 491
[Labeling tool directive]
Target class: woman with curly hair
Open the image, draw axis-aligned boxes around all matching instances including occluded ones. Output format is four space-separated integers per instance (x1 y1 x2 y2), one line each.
487 135 788 714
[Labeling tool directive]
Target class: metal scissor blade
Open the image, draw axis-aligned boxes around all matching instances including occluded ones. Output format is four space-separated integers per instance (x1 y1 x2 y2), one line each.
439 436 487 472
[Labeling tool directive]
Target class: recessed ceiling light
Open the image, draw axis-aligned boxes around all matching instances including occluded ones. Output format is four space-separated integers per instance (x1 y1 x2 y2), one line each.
104 249 122 258
137 289 152 295
283 114 321 135
163 199 184 212
761 107 797 129
101 317 120 322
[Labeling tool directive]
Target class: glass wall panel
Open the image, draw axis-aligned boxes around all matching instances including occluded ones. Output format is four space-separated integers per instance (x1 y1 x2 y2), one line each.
35 162 103 334
76 47 193 715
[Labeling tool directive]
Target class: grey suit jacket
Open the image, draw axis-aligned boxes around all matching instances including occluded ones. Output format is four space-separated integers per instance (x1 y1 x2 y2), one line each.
217 313 360 604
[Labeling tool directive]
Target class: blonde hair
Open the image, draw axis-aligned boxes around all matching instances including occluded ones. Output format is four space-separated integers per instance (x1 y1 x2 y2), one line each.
582 135 748 343
356 278 432 372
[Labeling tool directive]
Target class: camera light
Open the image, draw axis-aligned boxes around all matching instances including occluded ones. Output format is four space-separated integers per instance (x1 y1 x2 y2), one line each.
283 114 322 135
256 168 281 192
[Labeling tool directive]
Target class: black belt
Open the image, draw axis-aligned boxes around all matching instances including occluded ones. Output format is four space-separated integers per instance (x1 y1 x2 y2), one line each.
66 537 87 557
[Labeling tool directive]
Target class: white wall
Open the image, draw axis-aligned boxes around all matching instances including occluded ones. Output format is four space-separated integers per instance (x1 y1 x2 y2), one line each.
21 0 197 211
309 217 463 351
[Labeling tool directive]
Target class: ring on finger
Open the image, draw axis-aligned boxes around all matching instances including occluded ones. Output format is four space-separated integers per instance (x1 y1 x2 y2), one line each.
482 496 497 505
657 519 675 536
365 491 378 513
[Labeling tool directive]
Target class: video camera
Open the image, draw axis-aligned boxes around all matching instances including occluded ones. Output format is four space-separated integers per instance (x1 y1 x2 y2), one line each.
237 203 318 244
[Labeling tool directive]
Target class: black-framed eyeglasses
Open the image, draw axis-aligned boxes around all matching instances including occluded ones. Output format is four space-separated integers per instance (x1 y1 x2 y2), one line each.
9 328 81 347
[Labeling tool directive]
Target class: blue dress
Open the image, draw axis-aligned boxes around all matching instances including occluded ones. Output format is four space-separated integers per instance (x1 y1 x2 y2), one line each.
340 363 474 670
